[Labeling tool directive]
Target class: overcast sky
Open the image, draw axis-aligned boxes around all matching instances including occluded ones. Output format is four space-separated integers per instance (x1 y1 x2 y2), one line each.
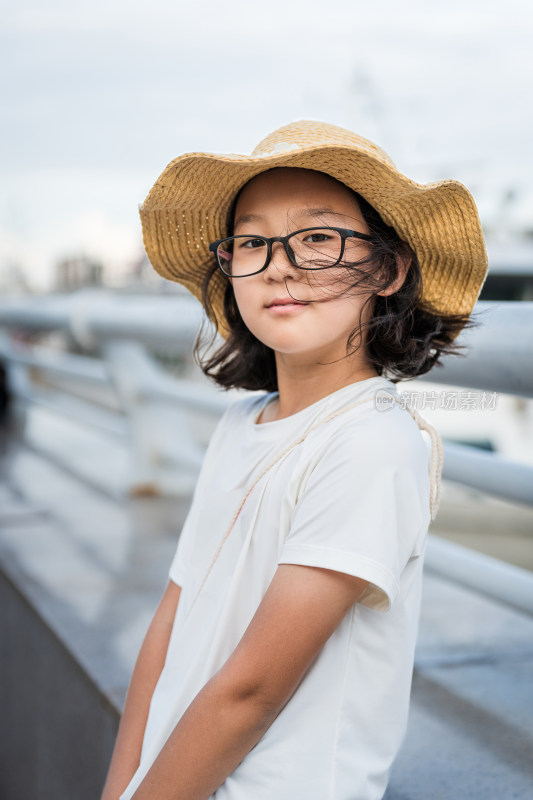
1 0 532 288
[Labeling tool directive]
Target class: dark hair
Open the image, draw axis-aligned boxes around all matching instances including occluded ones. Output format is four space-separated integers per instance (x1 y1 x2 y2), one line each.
194 175 482 392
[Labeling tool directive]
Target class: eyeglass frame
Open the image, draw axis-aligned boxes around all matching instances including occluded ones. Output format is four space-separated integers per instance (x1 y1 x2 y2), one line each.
208 226 373 278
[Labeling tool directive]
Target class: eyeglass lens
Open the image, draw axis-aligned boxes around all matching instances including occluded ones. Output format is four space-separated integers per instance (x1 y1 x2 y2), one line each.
216 228 351 277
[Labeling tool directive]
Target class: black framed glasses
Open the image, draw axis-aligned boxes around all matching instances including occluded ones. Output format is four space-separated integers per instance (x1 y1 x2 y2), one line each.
209 226 373 278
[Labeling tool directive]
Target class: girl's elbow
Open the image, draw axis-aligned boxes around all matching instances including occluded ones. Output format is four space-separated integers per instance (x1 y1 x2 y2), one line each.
216 671 284 728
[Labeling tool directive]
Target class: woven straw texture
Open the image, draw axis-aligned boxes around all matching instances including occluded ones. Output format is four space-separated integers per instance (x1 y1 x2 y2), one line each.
139 120 489 339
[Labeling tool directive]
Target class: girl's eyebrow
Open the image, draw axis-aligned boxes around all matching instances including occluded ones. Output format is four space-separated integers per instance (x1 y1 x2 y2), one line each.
300 208 356 223
234 208 352 228
234 213 265 227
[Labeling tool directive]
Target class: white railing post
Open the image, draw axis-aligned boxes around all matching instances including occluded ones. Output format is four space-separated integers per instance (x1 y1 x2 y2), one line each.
103 340 205 496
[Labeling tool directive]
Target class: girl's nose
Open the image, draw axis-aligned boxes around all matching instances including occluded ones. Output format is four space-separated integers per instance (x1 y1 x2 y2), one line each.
264 241 299 279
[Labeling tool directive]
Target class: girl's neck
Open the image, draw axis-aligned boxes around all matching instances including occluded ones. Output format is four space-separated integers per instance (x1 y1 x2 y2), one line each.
260 353 379 423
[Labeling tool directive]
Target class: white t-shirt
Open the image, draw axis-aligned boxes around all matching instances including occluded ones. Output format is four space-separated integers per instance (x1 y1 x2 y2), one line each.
119 375 433 800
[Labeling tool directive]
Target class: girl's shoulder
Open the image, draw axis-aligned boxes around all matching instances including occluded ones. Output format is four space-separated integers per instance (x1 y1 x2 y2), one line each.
214 391 275 433
308 396 431 477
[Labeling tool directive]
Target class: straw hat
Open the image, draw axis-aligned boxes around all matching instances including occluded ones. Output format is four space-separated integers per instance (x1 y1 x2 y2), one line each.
139 120 489 339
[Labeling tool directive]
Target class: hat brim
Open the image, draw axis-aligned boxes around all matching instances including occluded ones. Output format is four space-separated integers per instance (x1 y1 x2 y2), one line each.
139 144 488 339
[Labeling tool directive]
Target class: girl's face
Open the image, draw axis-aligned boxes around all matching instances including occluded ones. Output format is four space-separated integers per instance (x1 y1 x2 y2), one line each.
230 168 376 367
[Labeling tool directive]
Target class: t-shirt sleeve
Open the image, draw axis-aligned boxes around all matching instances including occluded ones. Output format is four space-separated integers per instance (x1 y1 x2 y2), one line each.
168 511 193 588
278 420 430 612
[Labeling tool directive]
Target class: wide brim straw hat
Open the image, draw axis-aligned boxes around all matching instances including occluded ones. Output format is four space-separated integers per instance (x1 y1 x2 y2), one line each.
139 120 489 340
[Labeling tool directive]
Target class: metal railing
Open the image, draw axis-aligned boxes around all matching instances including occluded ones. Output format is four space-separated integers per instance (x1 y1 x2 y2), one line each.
1 291 532 613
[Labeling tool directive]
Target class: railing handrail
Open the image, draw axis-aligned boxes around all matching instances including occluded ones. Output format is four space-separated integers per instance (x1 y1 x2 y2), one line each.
2 334 532 507
0 292 532 396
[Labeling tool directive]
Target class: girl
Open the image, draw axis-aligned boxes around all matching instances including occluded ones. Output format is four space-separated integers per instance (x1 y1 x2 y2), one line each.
101 120 488 800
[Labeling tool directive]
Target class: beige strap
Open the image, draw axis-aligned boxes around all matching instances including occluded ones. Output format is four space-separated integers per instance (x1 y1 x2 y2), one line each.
191 391 443 609
399 401 443 522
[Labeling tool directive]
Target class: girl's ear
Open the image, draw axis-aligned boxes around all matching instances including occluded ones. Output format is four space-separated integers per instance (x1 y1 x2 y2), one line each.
376 249 412 298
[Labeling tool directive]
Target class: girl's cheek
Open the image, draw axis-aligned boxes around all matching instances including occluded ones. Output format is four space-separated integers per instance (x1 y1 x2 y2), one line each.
314 269 373 300
305 271 353 299
233 291 262 332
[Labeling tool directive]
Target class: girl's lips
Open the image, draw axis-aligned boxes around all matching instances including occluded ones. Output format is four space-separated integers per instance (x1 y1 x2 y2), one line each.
266 299 308 314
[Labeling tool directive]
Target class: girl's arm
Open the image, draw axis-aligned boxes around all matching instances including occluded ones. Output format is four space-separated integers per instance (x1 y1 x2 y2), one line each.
130 563 369 800
100 579 182 800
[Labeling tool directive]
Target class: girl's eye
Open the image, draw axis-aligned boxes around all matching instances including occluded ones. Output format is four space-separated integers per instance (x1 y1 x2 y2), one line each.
240 238 266 249
304 232 331 243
